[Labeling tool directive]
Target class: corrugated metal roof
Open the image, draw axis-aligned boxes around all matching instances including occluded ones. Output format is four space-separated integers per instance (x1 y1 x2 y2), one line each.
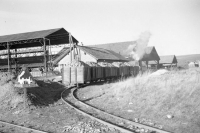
0 28 61 43
89 41 160 61
141 46 160 61
51 45 128 64
91 41 136 56
0 28 78 50
78 46 128 62
149 55 177 64
0 45 128 69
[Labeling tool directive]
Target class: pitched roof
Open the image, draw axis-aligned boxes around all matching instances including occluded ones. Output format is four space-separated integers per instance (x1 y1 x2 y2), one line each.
0 28 78 50
90 41 160 61
0 28 60 43
149 55 178 64
160 55 178 64
141 46 160 61
51 45 128 64
0 45 128 69
78 46 128 62
91 41 135 55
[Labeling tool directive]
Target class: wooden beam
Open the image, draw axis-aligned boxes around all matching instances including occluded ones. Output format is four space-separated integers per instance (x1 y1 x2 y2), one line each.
146 61 148 69
7 42 11 73
15 49 17 74
43 38 47 75
157 60 159 69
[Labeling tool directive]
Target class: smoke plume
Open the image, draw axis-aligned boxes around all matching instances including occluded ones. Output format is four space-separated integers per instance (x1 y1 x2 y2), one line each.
127 31 151 61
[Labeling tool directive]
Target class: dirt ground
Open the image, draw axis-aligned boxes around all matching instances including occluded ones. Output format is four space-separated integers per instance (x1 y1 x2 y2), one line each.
0 80 114 133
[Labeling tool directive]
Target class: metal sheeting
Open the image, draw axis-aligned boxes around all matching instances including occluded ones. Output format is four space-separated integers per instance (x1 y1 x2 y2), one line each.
159 55 178 64
50 45 128 65
89 41 160 61
90 41 135 56
141 46 160 61
78 46 128 62
149 55 177 64
0 28 78 49
0 28 60 43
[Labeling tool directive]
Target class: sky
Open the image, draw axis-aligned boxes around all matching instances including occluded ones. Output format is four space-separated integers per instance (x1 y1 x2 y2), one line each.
0 0 200 56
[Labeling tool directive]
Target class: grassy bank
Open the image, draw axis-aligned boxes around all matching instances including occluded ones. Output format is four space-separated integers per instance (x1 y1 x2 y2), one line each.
77 68 200 133
0 73 21 109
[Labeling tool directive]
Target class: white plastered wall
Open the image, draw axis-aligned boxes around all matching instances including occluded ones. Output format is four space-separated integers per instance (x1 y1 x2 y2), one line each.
55 48 97 72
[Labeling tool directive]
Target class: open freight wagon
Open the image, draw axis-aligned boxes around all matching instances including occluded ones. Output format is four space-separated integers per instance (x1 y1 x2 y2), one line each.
62 66 91 85
62 65 136 85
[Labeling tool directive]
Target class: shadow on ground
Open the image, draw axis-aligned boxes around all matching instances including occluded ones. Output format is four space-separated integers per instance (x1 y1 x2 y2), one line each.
26 80 67 107
25 78 116 107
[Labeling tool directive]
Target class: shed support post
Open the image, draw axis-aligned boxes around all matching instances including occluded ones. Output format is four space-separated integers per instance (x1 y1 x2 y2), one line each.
43 38 47 76
15 49 17 74
7 42 11 73
139 60 142 72
69 33 72 64
146 61 148 69
73 43 76 61
78 47 81 61
157 60 159 69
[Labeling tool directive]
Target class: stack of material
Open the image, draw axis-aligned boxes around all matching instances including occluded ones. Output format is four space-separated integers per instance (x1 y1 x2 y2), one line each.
98 62 108 67
65 60 88 67
30 69 42 77
112 62 123 67
85 62 99 67
123 62 131 66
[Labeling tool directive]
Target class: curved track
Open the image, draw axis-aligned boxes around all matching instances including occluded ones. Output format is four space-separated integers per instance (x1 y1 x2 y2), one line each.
0 120 47 133
61 83 172 133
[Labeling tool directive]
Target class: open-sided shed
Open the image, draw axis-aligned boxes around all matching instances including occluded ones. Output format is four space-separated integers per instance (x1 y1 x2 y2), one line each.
0 28 78 73
149 55 178 68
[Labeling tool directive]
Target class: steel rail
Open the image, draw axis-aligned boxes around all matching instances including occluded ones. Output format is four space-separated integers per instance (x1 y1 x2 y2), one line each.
61 85 135 133
0 120 48 133
61 83 172 133
73 88 171 133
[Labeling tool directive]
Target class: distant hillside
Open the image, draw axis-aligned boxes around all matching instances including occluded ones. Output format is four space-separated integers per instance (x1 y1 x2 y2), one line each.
176 54 200 68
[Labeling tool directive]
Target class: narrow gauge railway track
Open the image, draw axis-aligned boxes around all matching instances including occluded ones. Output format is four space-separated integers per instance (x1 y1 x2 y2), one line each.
0 120 48 133
61 83 172 133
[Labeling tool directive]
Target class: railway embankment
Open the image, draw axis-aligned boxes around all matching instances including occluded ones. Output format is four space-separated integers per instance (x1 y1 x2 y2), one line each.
76 68 200 133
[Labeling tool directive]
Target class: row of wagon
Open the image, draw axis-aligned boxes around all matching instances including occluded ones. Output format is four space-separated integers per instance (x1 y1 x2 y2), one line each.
62 66 140 85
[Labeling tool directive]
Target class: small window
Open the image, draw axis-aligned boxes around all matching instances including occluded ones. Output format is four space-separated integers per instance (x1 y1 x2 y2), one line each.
84 52 86 55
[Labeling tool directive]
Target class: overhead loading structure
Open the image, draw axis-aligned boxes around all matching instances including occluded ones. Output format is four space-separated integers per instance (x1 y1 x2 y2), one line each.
0 28 78 73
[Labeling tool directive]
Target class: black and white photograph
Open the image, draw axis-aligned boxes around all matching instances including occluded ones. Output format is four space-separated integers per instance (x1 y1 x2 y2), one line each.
0 0 200 133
